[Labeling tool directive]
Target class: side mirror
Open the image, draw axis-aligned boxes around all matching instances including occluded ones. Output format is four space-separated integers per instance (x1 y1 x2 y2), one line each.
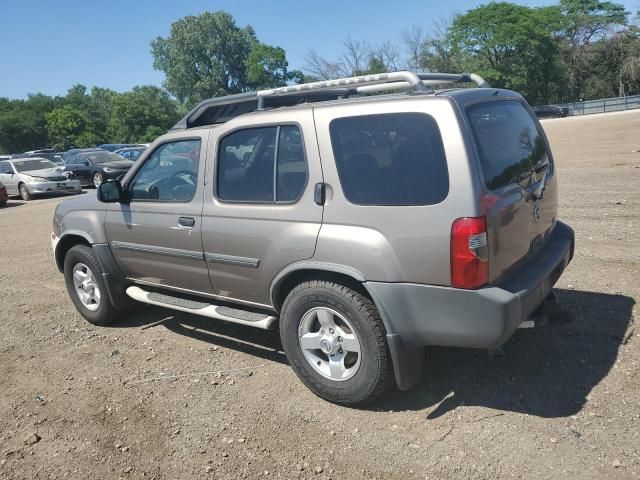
83 161 90 166
97 180 124 203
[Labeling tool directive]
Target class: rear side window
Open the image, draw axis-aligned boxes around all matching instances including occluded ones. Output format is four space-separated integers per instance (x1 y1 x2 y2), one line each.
467 100 550 191
217 125 307 203
329 113 449 206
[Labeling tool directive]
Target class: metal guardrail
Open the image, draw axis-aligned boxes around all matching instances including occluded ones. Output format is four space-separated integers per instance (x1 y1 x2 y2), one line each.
560 95 640 116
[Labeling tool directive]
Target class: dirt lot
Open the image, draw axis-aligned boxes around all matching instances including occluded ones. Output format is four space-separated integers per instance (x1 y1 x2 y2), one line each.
1 110 639 480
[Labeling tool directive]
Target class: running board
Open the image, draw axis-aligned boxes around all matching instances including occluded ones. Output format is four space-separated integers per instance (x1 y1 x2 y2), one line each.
126 286 278 330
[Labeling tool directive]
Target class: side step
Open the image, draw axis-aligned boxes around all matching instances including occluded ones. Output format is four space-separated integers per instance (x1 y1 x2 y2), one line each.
126 286 278 330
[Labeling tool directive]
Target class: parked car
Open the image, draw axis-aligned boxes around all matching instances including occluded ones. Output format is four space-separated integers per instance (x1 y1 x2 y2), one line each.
64 150 135 187
97 143 142 152
114 146 146 161
61 148 105 163
0 180 7 206
52 71 575 406
0 158 82 201
12 149 65 165
532 104 569 118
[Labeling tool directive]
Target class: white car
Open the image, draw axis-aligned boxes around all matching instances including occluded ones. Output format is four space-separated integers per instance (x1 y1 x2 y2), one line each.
0 158 82 201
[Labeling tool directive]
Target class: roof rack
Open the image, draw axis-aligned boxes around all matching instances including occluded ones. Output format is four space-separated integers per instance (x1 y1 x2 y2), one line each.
172 71 490 130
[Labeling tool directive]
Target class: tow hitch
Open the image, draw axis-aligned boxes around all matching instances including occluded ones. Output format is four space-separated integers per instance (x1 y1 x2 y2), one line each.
519 291 573 329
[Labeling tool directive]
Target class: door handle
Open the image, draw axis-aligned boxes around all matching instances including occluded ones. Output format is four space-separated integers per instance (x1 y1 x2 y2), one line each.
178 217 195 228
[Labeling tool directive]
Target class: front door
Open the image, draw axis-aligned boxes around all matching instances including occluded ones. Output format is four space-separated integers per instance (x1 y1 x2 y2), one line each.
65 155 92 184
201 109 323 307
105 134 211 293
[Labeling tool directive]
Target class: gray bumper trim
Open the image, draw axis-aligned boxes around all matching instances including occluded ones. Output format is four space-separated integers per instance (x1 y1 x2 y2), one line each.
366 221 574 390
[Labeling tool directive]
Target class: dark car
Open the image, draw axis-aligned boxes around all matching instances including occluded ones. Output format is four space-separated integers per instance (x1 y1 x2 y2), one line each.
97 143 142 152
114 146 146 161
532 105 569 118
0 180 7 207
64 150 134 187
61 148 105 163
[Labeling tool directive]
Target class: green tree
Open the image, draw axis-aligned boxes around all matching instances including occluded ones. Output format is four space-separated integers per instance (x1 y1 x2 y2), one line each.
450 2 563 104
559 0 628 99
245 44 303 89
151 11 256 104
46 106 86 150
108 86 178 143
151 11 300 105
0 93 62 153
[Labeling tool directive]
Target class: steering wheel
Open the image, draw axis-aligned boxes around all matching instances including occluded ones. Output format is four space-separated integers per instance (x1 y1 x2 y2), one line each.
170 169 197 185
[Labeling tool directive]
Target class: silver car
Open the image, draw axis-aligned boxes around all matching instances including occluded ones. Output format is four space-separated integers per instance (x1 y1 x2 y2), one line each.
0 158 82 201
52 71 575 405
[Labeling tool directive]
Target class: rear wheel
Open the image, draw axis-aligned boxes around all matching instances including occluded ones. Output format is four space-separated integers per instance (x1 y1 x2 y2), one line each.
280 280 392 406
92 172 103 187
64 245 121 325
19 183 32 201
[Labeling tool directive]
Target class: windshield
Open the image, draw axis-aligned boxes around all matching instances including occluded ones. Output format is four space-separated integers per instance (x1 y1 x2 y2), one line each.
12 159 58 172
85 152 126 164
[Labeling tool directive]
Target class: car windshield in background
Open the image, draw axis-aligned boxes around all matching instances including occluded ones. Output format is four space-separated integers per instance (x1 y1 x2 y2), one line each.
467 100 550 191
12 159 58 172
86 152 126 164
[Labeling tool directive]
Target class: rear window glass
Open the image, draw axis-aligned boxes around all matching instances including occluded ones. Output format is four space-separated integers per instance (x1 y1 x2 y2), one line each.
467 100 550 191
329 113 449 206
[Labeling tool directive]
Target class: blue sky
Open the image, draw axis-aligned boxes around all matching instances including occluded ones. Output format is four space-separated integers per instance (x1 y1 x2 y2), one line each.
1 0 638 99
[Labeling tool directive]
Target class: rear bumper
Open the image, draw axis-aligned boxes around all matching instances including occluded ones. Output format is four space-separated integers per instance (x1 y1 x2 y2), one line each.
366 221 575 388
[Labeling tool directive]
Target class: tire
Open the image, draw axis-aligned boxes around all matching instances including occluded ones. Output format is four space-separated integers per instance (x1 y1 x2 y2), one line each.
92 172 103 188
63 244 122 326
280 280 393 406
19 183 33 201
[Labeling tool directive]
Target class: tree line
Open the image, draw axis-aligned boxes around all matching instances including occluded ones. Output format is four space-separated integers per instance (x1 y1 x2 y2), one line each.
1 3 638 154
306 0 640 105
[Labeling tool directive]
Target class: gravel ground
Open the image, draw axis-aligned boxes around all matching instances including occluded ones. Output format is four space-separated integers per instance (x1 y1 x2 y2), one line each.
0 110 639 480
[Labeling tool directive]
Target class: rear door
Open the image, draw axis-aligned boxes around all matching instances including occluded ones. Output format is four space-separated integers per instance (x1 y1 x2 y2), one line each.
466 99 557 283
105 134 211 293
201 109 323 306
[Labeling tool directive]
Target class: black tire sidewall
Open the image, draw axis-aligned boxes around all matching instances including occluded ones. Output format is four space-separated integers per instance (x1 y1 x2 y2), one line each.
63 245 117 325
281 283 389 405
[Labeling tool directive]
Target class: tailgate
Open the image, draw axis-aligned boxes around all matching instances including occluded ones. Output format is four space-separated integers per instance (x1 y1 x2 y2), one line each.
467 99 558 283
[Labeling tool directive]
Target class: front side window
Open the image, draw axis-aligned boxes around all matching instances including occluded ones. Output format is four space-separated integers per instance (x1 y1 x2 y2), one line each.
0 162 13 174
329 113 449 206
217 125 307 203
128 139 201 202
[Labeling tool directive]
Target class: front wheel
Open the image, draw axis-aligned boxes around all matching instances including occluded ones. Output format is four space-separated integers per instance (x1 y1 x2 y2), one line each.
19 183 33 201
280 280 393 406
92 172 103 187
63 245 121 325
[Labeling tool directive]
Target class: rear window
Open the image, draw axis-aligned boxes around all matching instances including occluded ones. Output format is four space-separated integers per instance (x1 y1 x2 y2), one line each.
467 100 550 191
329 113 449 206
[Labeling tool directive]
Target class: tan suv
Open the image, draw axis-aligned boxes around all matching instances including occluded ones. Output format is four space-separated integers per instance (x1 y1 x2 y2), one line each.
52 71 575 405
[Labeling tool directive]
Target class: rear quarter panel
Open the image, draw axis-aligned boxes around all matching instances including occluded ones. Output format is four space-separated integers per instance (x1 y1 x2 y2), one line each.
312 96 483 285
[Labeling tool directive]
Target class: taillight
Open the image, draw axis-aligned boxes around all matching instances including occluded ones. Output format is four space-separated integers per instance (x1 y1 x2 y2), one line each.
451 216 489 289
